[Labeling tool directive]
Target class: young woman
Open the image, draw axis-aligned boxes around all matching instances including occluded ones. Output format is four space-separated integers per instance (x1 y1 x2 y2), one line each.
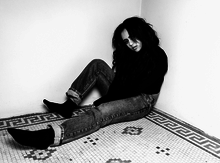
7 16 168 149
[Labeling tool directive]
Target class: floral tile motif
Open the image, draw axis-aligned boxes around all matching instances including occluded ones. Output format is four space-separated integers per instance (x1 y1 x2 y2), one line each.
106 158 132 163
155 146 171 156
22 148 57 161
122 126 143 135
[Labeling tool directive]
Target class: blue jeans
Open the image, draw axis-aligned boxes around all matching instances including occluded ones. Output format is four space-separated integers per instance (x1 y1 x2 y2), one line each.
49 59 157 146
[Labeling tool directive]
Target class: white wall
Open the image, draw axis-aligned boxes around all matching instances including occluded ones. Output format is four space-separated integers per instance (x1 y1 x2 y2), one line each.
0 0 141 118
141 0 220 138
3 0 219 139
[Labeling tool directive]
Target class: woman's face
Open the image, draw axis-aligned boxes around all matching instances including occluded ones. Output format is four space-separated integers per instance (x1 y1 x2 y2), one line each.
121 29 142 52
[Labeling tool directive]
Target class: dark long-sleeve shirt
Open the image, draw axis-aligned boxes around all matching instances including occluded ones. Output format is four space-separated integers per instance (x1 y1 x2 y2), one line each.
94 47 168 105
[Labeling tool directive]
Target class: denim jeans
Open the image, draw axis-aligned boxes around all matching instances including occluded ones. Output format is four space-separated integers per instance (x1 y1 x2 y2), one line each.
66 59 115 104
49 59 157 146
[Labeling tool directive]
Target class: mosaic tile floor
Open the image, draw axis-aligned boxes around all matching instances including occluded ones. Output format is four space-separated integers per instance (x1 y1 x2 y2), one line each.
0 107 220 163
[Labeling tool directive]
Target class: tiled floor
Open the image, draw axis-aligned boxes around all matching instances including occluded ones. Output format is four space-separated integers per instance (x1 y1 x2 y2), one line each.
0 107 220 163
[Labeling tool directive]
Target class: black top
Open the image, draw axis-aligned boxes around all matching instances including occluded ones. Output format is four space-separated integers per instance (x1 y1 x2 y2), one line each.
93 47 168 106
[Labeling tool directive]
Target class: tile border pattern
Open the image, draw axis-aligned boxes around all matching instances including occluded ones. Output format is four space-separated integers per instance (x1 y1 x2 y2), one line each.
146 108 220 159
0 106 91 130
0 107 220 159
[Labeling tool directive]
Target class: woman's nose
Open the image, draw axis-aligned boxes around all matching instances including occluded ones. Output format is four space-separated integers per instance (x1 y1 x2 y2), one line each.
128 39 134 46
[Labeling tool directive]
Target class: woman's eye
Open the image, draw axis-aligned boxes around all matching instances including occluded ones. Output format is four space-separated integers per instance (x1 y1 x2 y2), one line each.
123 39 129 44
130 37 137 42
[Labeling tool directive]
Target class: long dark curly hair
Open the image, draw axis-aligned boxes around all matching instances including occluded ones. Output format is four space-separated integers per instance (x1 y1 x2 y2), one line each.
112 16 160 71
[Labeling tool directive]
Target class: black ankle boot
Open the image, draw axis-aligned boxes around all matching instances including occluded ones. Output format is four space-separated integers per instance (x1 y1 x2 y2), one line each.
43 99 79 118
7 127 54 149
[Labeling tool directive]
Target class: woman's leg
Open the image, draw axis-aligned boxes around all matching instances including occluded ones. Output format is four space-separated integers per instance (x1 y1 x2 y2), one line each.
7 94 154 149
44 59 115 117
66 59 115 104
51 94 154 146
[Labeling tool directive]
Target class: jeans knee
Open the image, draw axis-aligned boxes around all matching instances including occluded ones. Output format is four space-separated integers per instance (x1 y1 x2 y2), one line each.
89 59 108 68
